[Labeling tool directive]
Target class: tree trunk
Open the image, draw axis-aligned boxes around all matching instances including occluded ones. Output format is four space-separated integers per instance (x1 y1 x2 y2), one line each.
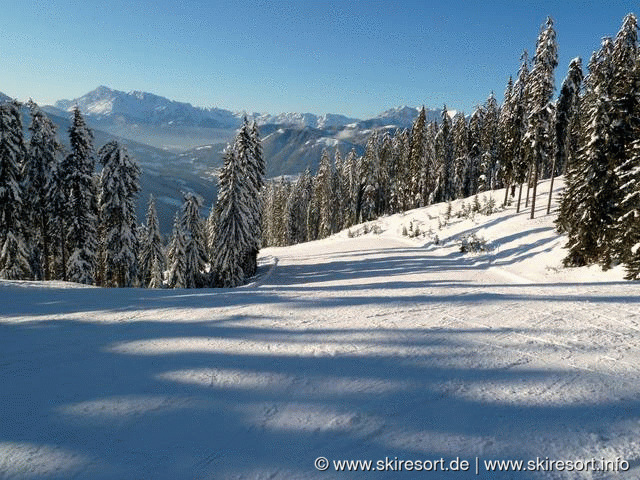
530 156 540 220
503 181 510 207
525 162 533 208
516 182 524 213
546 159 557 215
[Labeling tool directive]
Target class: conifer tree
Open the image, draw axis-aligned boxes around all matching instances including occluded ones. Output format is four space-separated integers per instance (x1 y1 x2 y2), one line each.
408 107 427 207
140 195 166 288
479 94 500 192
316 149 334 238
98 141 141 287
332 149 346 231
451 114 469 200
526 17 558 219
498 78 516 205
608 13 639 262
64 107 97 284
467 107 484 197
548 57 583 214
390 129 410 213
435 105 453 201
358 133 379 221
618 136 640 279
25 101 62 280
167 212 186 288
0 101 30 279
342 148 359 226
180 193 208 288
212 148 251 287
237 118 264 277
512 51 531 212
559 39 616 267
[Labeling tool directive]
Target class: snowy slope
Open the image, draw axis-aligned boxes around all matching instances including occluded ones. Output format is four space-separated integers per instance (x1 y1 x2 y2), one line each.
2 178 638 480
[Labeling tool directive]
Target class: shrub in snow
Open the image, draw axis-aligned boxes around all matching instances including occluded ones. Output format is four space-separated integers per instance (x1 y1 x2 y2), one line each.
458 233 490 253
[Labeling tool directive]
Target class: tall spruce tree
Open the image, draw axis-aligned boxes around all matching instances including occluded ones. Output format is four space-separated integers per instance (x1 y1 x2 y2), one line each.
608 13 640 262
140 195 166 288
25 102 62 280
408 107 427 207
0 101 30 280
212 147 252 287
559 39 616 267
167 212 187 288
64 107 97 284
526 17 558 219
98 141 141 287
512 51 531 212
180 193 208 288
316 149 334 238
548 57 583 214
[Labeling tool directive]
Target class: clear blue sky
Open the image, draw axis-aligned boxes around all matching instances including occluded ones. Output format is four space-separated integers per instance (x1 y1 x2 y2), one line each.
1 0 638 118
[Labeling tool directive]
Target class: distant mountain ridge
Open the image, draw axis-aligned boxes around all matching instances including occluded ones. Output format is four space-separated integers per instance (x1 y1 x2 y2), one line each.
0 86 455 231
51 86 449 134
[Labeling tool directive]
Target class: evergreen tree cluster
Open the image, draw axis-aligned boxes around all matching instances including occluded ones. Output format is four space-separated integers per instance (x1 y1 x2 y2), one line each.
0 102 143 285
557 13 640 279
0 102 265 288
260 17 555 248
263 13 640 281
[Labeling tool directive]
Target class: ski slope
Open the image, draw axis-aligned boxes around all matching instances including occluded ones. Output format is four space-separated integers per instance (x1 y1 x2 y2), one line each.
1 179 640 479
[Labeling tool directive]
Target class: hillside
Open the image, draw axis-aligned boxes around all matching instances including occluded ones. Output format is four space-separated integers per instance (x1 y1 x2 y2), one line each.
1 178 638 479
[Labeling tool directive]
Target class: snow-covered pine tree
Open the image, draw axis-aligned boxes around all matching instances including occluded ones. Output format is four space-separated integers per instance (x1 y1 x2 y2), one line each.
498 78 516 206
390 129 410 213
466 107 484 197
424 122 438 204
148 256 164 289
64 107 97 284
261 182 276 246
434 105 453 202
167 212 187 288
376 133 393 216
237 118 264 277
98 141 141 287
608 13 640 263
284 180 301 245
206 201 218 262
479 94 499 192
548 57 583 214
140 195 166 288
25 101 63 280
316 149 334 238
408 107 427 207
525 17 558 219
560 39 616 267
212 147 252 287
342 148 359 227
512 51 531 212
618 136 640 279
332 148 346 232
358 132 379 222
180 193 208 288
0 101 30 280
451 113 469 200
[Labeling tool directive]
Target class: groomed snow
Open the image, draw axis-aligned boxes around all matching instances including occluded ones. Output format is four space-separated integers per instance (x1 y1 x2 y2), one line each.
1 178 639 479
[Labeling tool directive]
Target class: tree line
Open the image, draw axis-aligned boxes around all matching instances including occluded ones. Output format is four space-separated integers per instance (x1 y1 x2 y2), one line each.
263 14 640 280
0 101 264 288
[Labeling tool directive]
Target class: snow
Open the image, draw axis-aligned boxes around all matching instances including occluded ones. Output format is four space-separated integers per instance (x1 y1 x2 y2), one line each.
1 178 640 479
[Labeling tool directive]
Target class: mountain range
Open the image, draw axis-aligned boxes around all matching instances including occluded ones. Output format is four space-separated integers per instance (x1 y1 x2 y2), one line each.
3 86 450 232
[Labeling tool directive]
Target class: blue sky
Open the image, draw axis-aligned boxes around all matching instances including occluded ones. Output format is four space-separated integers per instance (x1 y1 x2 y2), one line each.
1 0 638 118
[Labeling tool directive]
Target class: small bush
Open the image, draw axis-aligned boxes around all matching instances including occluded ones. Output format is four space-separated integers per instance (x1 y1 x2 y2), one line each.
458 233 490 253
